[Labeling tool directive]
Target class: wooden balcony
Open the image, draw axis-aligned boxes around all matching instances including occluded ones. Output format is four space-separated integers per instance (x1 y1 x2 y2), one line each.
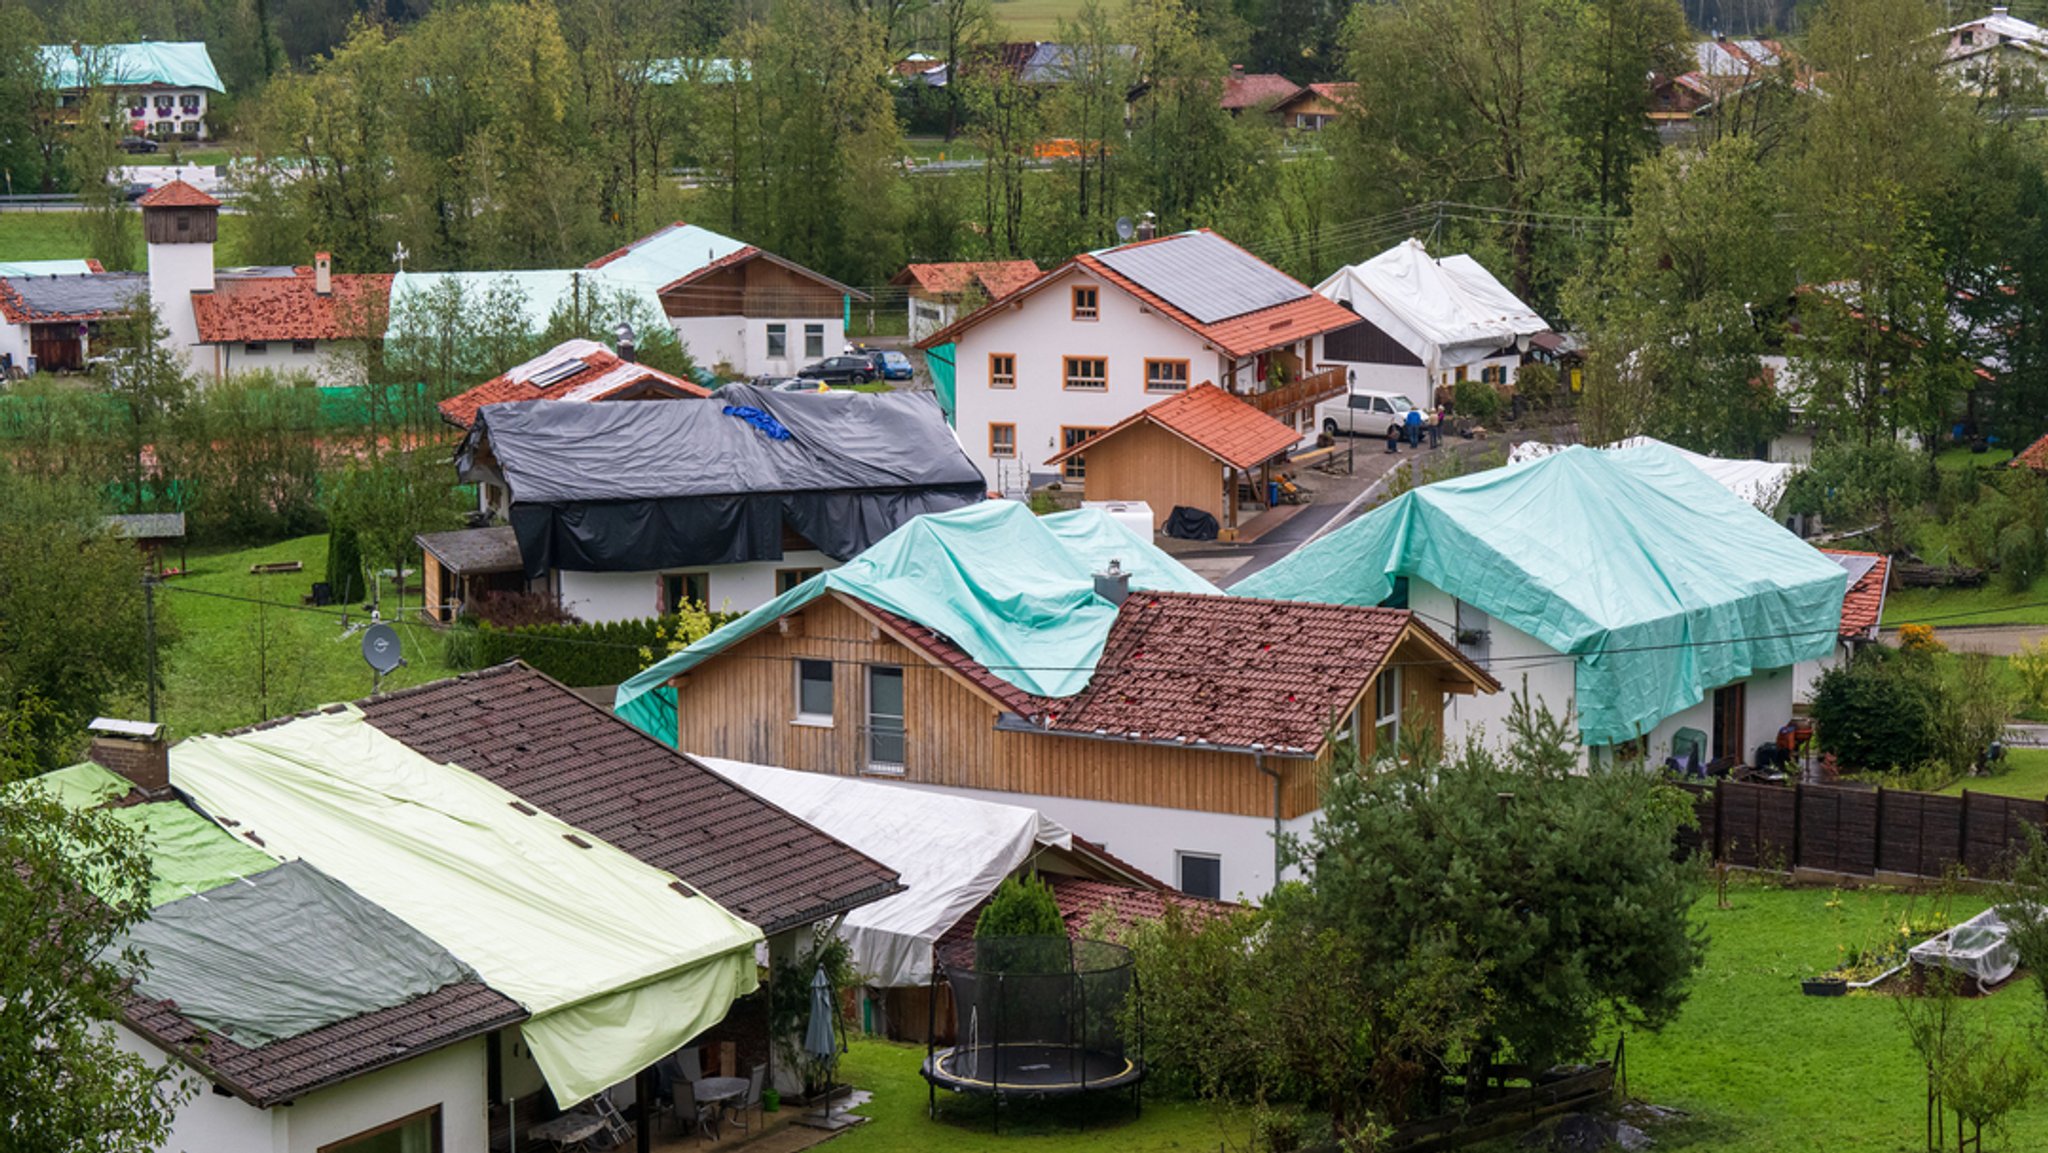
1242 367 1348 420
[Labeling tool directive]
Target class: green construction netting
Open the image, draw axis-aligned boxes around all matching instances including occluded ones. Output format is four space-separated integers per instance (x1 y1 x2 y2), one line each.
27 762 277 907
928 342 957 424
121 860 478 1047
1234 442 1847 746
170 708 763 1106
614 501 1219 743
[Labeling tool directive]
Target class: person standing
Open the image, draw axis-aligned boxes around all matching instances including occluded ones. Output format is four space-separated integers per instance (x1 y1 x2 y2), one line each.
1404 405 1423 448
1429 405 1444 449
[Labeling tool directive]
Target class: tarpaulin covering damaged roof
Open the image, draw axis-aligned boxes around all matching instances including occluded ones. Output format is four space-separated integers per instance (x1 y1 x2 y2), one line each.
1234 442 1846 746
459 383 986 579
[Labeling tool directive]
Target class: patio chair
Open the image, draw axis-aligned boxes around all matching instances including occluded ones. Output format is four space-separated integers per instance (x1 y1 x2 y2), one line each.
671 1076 719 1142
722 1063 767 1135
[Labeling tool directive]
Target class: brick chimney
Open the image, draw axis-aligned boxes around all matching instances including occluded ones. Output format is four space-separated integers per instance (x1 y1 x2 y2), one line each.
1231 63 1245 78
1136 212 1157 241
87 718 170 798
314 252 332 296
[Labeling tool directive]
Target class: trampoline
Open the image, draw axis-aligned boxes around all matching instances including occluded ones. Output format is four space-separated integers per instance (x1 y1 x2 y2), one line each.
922 936 1144 1128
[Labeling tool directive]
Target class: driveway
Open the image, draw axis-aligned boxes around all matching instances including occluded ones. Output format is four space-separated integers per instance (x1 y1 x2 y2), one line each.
1877 624 2048 656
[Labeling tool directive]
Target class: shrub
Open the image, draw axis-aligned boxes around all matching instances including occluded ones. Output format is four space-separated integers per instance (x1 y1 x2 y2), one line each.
324 526 365 606
469 590 575 628
445 612 727 686
1811 648 1945 772
1452 379 1502 427
1899 624 1945 653
1516 362 1560 411
2013 639 2048 709
974 874 1065 939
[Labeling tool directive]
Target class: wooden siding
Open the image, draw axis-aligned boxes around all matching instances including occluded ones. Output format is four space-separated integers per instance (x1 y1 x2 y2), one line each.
421 552 447 623
1081 420 1225 531
143 207 217 245
671 594 1464 821
1323 315 1422 366
661 257 843 320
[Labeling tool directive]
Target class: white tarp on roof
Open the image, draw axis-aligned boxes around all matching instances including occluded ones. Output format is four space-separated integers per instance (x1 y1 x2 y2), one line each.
589 222 751 289
1314 239 1549 374
171 708 762 1106
698 757 1069 986
1508 436 1796 512
385 269 668 341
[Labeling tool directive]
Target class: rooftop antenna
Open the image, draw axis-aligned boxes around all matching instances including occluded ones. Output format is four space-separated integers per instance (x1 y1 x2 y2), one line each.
391 241 410 272
361 621 405 695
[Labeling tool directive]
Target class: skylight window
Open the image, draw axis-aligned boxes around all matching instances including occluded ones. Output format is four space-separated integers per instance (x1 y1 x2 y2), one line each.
527 360 585 389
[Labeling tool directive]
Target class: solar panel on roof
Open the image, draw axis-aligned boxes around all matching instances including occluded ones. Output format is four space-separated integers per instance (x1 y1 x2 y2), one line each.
527 359 585 389
1093 231 1306 324
1833 554 1879 586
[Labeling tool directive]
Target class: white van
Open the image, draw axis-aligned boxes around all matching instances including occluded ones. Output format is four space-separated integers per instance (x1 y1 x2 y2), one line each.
1315 389 1417 439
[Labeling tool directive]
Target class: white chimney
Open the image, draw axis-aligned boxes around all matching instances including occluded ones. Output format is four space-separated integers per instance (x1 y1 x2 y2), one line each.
314 251 332 296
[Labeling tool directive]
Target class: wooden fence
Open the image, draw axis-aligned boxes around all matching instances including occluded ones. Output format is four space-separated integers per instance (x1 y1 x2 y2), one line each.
1680 781 2048 880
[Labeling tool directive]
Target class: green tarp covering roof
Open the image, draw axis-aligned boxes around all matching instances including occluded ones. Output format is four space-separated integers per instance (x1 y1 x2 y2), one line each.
614 501 1218 742
170 708 763 1106
1234 442 1847 745
121 861 478 1047
27 762 276 907
39 42 225 92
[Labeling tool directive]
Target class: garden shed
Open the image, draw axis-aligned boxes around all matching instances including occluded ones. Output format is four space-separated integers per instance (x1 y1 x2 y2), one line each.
415 525 531 623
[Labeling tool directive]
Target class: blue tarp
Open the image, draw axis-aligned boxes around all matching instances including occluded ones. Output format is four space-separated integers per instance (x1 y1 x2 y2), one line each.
40 42 224 92
614 501 1217 743
1234 442 1847 745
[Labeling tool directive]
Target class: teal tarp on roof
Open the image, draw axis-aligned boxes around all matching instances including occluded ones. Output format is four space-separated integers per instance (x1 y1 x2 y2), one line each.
40 42 224 92
1233 442 1847 745
615 501 1217 742
0 259 97 277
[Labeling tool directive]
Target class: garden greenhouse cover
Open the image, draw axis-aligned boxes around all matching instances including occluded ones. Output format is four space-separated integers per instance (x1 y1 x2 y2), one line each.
1233 443 1847 745
615 501 1218 742
170 708 763 1105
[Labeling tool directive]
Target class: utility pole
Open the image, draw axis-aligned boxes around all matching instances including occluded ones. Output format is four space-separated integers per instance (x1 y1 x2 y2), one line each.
143 575 158 724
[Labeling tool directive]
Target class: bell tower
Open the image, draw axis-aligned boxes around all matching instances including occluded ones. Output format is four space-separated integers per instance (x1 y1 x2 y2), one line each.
140 180 219 368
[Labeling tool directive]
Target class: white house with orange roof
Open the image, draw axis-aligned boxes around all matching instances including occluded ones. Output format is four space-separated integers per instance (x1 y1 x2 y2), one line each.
918 227 1358 495
890 260 1042 340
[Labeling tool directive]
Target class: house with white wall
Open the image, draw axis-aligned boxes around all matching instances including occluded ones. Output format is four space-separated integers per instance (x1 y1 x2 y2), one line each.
40 41 224 140
1235 441 1849 768
456 383 984 622
890 259 1042 341
52 662 901 1152
919 228 1360 495
1314 239 1551 413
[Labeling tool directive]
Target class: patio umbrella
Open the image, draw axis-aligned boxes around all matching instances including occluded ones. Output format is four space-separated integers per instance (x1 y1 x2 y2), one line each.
803 965 843 1119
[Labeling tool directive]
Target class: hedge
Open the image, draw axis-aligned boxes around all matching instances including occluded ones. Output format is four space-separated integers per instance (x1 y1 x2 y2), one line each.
444 613 731 687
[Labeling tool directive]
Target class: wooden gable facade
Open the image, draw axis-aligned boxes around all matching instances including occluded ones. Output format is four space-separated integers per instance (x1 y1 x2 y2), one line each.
668 592 1472 822
660 253 852 320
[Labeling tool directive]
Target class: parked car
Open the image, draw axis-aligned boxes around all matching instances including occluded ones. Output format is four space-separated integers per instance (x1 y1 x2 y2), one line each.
1316 389 1419 439
121 182 151 202
119 136 159 155
797 355 877 385
766 377 826 392
865 350 914 381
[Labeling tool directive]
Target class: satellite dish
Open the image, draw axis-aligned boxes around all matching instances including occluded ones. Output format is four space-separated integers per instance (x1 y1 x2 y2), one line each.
1115 216 1135 242
361 622 404 675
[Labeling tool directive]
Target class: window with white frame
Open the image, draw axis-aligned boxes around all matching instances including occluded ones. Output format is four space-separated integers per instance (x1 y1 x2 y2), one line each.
796 659 834 724
804 323 825 359
1177 852 1222 899
766 323 787 359
866 665 906 771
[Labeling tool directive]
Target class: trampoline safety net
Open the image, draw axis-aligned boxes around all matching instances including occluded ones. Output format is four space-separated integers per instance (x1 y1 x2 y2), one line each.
922 936 1142 1097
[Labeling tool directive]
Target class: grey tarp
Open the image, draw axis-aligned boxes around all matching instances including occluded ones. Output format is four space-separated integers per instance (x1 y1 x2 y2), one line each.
119 860 478 1047
458 384 987 578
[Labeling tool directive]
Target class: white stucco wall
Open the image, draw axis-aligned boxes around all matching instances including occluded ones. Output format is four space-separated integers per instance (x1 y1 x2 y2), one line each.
210 340 361 386
118 1025 488 1153
147 239 212 373
907 296 953 342
671 315 846 378
1325 362 1432 413
0 320 28 371
556 551 836 622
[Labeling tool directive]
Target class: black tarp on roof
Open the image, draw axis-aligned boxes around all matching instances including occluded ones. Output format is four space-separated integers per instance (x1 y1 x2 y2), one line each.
459 383 986 577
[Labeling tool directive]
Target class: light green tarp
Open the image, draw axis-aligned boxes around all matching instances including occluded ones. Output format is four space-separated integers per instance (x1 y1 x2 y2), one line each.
615 501 1218 743
39 42 225 92
122 861 478 1046
26 762 276 907
1234 442 1848 746
170 708 763 1105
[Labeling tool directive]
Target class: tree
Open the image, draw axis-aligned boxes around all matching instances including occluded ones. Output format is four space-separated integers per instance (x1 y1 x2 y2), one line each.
1809 646 1947 773
96 294 194 514
974 874 1065 938
0 468 158 768
1283 694 1706 1070
1123 0 1247 234
0 774 188 1153
1781 437 1925 554
325 450 464 615
67 64 137 270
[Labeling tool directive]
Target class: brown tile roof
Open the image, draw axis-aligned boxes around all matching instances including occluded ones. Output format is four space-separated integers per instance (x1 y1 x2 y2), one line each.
1220 72 1303 110
137 179 220 209
190 269 393 344
357 663 904 934
849 589 1494 756
1044 383 1299 470
123 982 523 1108
436 339 710 429
2013 432 2048 472
1820 549 1890 640
919 231 1358 358
893 261 1043 299
935 874 1236 956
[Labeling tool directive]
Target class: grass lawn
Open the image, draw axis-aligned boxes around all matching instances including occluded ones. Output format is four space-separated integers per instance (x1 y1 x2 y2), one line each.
1623 882 2048 1152
0 211 255 269
832 1038 1235 1153
987 0 1089 38
905 137 989 163
119 534 455 738
1935 443 2017 472
1881 578 2048 628
1939 748 2048 799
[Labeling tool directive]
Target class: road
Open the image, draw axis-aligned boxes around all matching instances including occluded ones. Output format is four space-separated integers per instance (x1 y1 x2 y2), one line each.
1878 624 2048 656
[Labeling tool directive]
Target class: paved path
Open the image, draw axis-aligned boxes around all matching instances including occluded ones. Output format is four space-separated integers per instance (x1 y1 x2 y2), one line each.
1878 624 2048 656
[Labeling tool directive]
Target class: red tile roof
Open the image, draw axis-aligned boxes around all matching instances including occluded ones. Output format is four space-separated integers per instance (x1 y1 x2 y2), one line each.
437 338 710 429
1044 383 1299 470
2013 432 2048 472
851 589 1496 756
919 230 1358 359
1220 72 1304 110
137 179 220 209
358 663 904 934
124 982 523 1108
1820 549 1890 640
893 260 1043 299
190 269 393 344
